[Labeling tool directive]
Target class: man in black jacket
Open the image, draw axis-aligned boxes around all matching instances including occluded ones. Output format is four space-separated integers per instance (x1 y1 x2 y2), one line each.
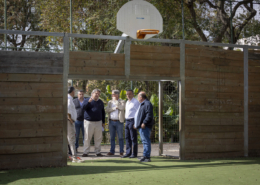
73 90 85 153
134 91 154 162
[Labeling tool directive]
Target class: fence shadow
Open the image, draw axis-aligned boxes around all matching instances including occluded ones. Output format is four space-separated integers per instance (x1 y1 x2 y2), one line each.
0 157 259 184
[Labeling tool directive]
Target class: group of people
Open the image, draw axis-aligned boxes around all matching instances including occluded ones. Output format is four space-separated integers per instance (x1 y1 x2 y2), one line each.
67 87 154 163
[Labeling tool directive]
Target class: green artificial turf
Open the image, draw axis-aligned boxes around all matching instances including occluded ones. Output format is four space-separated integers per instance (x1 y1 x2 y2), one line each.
0 157 260 185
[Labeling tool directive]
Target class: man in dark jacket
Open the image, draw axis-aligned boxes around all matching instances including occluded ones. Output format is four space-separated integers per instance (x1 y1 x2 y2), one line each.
134 91 154 162
81 89 105 157
73 90 85 152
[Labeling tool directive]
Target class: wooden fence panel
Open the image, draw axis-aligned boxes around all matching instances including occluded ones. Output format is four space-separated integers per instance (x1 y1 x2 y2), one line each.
130 45 180 78
184 45 244 159
69 51 125 76
0 51 65 170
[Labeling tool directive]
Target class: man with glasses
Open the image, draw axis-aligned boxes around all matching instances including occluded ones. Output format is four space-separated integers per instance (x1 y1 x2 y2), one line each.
105 90 126 156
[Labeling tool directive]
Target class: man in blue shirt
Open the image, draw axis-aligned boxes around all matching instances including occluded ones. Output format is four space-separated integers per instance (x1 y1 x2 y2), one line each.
82 89 105 157
134 91 154 162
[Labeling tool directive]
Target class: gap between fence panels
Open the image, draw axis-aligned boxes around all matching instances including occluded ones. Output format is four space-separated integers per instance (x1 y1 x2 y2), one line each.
68 79 180 159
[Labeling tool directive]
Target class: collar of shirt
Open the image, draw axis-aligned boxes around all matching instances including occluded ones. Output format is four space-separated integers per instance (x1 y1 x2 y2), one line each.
68 94 73 99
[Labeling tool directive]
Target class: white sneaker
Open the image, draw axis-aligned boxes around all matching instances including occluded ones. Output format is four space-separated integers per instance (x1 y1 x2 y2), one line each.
77 159 83 163
72 157 83 163
72 158 77 163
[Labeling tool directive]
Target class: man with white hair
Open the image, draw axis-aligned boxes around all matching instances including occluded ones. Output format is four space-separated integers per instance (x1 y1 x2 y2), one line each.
82 89 105 157
105 90 125 156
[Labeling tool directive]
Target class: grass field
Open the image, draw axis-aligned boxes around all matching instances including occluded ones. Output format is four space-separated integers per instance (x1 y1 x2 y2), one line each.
0 157 260 185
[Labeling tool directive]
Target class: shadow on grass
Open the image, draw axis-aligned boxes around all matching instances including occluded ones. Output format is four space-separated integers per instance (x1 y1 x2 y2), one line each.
0 157 259 184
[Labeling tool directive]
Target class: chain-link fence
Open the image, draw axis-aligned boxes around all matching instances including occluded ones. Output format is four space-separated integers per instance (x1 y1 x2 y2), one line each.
1 0 260 52
74 80 179 146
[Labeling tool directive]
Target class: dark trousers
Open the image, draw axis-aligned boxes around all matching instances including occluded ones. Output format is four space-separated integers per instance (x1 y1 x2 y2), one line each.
125 118 138 156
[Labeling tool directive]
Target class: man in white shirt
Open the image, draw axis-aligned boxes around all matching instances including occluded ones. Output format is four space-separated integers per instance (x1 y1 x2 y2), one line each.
67 86 82 163
105 90 125 156
121 89 140 158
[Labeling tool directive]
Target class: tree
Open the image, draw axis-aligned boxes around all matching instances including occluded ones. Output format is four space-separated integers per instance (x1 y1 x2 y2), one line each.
184 0 258 44
149 0 200 41
0 0 47 51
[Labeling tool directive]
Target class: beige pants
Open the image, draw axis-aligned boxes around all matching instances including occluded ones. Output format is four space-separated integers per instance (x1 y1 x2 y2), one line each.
67 120 76 158
83 120 103 154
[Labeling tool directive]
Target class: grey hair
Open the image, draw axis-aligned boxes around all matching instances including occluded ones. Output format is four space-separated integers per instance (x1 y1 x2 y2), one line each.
112 90 120 95
91 89 101 94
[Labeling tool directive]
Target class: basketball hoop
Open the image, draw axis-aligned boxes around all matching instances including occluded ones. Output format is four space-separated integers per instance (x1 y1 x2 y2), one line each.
117 0 163 40
137 29 160 39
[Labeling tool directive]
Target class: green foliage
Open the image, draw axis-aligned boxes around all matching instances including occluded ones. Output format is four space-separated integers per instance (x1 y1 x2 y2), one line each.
106 85 112 94
99 92 109 104
133 88 139 96
164 107 174 116
120 90 126 100
150 94 159 117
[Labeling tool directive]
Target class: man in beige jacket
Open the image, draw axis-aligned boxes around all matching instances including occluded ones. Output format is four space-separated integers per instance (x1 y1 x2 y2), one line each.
105 90 125 156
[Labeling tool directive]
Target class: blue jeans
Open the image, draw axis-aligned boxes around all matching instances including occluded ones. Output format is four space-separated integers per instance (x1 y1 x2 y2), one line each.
139 127 151 158
75 120 84 149
109 120 124 154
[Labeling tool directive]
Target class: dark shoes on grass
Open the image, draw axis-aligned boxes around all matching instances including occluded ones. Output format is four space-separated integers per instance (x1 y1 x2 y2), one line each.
121 154 130 158
121 154 137 158
96 153 103 157
139 156 151 162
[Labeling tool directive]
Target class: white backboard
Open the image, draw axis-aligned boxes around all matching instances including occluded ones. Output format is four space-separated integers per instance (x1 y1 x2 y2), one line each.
117 0 163 40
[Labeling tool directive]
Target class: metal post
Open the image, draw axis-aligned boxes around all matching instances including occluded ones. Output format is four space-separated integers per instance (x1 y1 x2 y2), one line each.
131 81 133 89
230 1 233 45
124 37 131 78
244 46 248 157
179 40 186 160
70 0 73 50
159 81 163 156
4 0 7 49
181 0 185 40
63 33 70 165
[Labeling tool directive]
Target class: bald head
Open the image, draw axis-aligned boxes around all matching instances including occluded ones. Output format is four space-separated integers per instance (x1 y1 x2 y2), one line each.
138 91 147 102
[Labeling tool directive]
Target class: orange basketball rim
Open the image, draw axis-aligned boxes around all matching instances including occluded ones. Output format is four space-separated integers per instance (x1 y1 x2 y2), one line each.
137 29 160 39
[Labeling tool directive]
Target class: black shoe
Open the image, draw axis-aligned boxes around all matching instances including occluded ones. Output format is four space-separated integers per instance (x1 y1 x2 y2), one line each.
82 154 88 157
121 154 131 158
139 156 151 162
129 155 137 158
96 153 103 157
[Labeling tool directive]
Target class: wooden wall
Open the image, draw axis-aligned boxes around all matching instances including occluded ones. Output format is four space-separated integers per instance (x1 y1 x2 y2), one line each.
130 45 180 78
0 51 65 169
248 50 260 156
184 45 244 159
69 51 125 76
